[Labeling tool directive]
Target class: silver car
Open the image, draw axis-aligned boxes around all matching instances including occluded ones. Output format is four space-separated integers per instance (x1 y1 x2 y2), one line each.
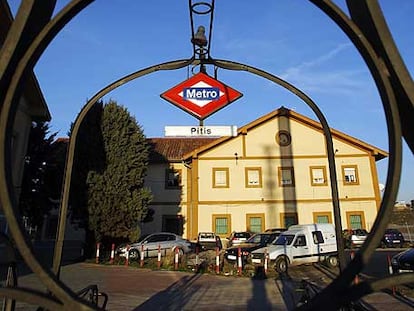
117 232 192 260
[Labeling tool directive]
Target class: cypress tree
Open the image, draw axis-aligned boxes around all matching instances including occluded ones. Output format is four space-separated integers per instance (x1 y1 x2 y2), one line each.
86 100 152 244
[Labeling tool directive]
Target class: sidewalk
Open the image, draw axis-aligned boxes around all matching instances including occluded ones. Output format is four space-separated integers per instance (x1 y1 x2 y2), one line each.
2 263 413 310
7 263 288 311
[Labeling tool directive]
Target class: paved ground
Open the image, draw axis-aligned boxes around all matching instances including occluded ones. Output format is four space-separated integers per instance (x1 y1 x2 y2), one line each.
2 262 413 310
4 263 289 311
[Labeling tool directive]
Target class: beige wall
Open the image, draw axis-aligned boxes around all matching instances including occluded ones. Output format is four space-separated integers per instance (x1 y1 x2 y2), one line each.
145 111 384 240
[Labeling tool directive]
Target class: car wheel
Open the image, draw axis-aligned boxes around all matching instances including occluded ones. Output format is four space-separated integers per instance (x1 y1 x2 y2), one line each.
129 249 139 260
275 256 289 274
326 255 339 268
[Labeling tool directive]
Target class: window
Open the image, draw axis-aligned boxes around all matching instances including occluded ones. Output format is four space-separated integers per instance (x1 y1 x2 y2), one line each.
342 165 359 185
213 168 229 188
294 235 307 247
245 167 262 188
246 214 265 233
212 214 231 237
310 166 327 186
346 211 366 229
165 169 181 189
278 167 295 187
312 231 324 244
280 212 298 228
313 212 332 224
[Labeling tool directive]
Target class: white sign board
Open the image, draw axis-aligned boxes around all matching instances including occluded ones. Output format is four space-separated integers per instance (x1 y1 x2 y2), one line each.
165 126 238 137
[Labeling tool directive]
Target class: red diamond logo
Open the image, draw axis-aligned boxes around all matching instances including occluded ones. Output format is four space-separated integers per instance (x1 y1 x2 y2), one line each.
160 72 243 120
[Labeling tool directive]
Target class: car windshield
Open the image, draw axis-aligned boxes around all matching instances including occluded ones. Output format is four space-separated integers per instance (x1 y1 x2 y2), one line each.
247 233 272 244
273 234 295 246
385 229 399 234
247 234 261 243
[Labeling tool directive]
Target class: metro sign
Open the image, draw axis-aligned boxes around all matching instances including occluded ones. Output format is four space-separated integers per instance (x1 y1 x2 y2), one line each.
160 72 243 120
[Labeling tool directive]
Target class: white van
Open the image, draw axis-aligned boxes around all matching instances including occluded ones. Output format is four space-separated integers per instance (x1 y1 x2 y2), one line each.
250 223 338 273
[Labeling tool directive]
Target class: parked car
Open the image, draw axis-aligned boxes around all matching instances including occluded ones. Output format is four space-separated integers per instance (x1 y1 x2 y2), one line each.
391 247 414 273
227 231 252 247
264 228 287 234
380 228 405 248
116 232 192 260
224 232 281 265
251 223 338 273
342 229 368 248
197 232 222 251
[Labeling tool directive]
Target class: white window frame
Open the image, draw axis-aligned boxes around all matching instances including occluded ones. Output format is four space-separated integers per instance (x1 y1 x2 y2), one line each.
245 167 262 188
213 168 229 188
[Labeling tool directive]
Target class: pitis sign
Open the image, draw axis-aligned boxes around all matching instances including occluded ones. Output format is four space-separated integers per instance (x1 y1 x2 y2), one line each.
160 72 243 120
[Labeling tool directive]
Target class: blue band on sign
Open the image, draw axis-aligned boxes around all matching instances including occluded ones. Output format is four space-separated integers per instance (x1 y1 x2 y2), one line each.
183 87 220 100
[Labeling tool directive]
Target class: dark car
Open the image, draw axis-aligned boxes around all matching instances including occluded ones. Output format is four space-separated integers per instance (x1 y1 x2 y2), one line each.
391 248 414 273
227 231 252 247
380 228 405 248
224 232 281 265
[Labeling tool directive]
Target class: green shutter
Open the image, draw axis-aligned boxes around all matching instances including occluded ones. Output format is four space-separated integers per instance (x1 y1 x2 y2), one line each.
215 218 228 234
250 217 262 233
316 215 329 224
350 215 362 229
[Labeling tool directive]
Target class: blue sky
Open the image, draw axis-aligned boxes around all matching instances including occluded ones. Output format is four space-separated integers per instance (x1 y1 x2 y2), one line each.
9 1 414 202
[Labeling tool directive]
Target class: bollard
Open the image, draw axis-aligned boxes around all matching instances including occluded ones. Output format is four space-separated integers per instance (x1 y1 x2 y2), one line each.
95 243 100 264
140 244 145 267
237 247 242 276
350 251 359 285
387 255 396 295
174 247 179 270
125 245 130 266
264 248 268 275
110 243 115 265
215 247 220 274
195 246 199 272
157 244 161 268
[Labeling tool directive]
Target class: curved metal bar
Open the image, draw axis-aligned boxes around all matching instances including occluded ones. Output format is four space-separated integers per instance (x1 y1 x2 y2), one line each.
346 1 414 154
0 0 411 309
348 273 414 302
54 58 195 277
294 1 405 309
0 287 63 310
0 0 97 310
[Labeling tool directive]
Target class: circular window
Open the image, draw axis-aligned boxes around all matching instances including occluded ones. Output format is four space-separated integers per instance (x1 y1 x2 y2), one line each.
276 130 292 146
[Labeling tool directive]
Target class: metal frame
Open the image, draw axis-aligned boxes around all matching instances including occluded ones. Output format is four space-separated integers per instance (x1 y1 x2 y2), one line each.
0 0 412 310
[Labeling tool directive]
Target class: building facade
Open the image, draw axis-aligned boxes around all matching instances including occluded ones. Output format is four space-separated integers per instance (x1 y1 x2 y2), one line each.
144 107 387 241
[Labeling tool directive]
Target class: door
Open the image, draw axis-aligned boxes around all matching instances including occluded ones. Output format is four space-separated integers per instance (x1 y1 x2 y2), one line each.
291 234 313 264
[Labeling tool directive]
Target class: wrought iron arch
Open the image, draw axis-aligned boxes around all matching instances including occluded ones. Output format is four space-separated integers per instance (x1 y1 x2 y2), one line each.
0 1 412 310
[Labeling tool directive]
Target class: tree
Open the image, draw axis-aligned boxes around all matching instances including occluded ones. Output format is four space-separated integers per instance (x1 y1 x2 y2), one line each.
84 100 152 244
19 121 57 235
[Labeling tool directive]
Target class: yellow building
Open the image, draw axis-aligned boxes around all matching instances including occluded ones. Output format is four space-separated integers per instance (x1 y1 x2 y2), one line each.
143 107 387 241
